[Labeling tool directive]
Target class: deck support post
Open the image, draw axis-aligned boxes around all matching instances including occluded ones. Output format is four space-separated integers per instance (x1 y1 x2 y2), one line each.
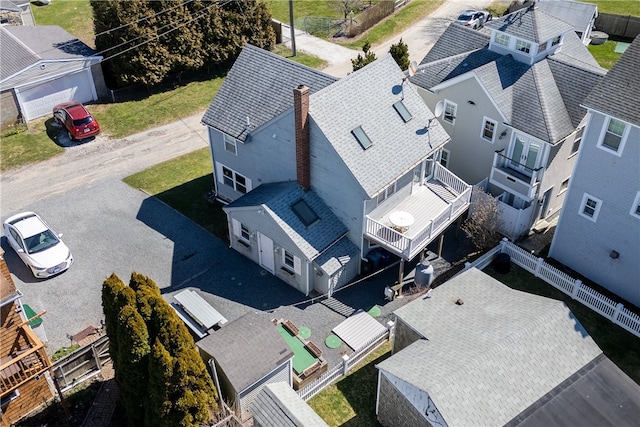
398 259 405 287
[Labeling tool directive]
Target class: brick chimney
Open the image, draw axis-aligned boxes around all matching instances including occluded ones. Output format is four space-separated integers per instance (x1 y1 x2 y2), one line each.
294 85 310 190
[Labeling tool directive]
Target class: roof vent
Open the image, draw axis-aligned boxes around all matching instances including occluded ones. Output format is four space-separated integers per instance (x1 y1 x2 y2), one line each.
455 298 464 305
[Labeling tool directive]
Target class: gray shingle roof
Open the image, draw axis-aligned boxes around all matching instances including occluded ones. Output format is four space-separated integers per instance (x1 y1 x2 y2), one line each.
309 54 449 198
1 25 97 82
196 311 293 393
225 182 351 263
314 235 359 277
506 354 640 427
419 23 490 65
377 268 602 427
201 44 336 142
251 381 329 427
411 23 605 142
536 0 597 35
583 35 640 126
485 6 575 43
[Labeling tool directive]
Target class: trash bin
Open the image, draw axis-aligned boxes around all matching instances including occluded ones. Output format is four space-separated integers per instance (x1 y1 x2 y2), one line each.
493 252 511 274
367 250 383 269
415 259 434 287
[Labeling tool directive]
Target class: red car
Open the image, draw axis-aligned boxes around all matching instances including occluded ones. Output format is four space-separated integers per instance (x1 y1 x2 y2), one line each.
52 101 100 140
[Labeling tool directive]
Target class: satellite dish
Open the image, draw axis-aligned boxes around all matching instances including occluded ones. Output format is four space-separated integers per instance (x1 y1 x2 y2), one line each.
434 100 444 118
408 60 418 77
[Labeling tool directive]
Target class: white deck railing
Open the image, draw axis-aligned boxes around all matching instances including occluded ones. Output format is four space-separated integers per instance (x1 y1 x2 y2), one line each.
461 238 640 338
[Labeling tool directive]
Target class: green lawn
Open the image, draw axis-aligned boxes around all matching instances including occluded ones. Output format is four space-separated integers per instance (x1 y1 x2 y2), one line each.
309 342 391 427
592 0 640 15
588 40 625 69
31 0 95 47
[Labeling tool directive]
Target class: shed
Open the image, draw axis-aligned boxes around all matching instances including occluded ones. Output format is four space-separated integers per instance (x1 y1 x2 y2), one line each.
250 381 328 427
196 311 294 421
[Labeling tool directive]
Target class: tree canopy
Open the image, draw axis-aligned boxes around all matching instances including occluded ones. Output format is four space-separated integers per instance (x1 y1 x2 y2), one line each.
102 273 218 426
389 38 410 71
92 0 275 87
351 40 377 72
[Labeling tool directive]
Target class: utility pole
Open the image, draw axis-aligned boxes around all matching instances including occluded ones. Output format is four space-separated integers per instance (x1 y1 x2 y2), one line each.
289 0 296 56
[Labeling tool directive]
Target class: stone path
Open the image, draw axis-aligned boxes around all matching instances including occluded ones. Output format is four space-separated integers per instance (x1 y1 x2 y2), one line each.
81 363 118 427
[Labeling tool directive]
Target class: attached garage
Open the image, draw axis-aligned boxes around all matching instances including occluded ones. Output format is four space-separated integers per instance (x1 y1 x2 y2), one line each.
0 25 105 128
17 69 97 121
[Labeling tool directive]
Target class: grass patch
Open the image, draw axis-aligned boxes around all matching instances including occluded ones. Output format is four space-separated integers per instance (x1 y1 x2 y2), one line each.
272 45 328 69
52 344 81 361
0 121 64 171
485 264 640 385
266 0 340 23
123 148 228 240
592 0 640 16
588 40 623 69
338 0 443 49
31 0 95 48
309 342 391 426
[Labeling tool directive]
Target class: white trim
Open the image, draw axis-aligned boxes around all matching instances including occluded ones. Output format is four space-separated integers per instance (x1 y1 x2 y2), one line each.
439 149 450 168
631 191 640 219
223 133 237 155
596 117 629 156
231 218 241 237
558 177 570 195
481 117 497 143
579 193 602 222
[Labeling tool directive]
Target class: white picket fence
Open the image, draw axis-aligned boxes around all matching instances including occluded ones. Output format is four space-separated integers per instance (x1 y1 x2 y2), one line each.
462 238 640 338
297 328 389 401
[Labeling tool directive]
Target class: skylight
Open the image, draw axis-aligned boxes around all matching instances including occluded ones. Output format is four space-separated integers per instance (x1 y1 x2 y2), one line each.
393 101 412 123
352 126 372 150
292 199 319 226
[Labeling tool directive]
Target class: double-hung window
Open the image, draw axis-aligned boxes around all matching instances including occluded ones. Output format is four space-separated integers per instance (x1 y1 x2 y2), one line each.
282 250 301 275
598 118 626 154
443 100 457 124
439 149 450 168
221 165 248 193
231 219 251 247
570 127 584 156
224 134 237 155
516 39 531 54
482 118 497 142
579 193 602 222
631 192 640 219
377 183 397 205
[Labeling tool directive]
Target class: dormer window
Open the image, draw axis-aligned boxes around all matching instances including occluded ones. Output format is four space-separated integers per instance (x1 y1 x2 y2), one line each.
516 39 531 54
539 41 547 52
552 36 561 47
494 33 510 47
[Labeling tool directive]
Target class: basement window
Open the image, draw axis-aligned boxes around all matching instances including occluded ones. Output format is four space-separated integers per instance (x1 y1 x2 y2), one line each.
292 199 319 226
393 101 412 123
352 126 372 150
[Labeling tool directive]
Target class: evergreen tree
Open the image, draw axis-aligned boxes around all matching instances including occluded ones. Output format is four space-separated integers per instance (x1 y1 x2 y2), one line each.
389 38 410 71
102 272 218 426
351 41 377 72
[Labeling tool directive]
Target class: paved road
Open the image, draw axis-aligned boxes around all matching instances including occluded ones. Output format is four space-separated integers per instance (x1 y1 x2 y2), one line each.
283 0 495 77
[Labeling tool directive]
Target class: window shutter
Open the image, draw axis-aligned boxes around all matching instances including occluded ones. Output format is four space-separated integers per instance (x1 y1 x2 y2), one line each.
216 162 224 184
294 256 302 275
231 218 241 237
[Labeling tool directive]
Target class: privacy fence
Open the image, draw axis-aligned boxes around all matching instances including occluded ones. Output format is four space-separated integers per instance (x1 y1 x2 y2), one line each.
462 238 640 339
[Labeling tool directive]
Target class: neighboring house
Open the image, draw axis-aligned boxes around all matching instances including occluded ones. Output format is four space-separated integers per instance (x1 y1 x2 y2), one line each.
549 36 640 308
410 5 606 240
250 381 328 427
1 248 55 426
376 267 640 427
513 0 598 44
0 0 34 26
0 25 106 128
196 311 294 421
203 45 471 295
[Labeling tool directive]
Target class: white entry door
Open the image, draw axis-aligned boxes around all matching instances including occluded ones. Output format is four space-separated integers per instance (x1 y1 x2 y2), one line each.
258 233 274 273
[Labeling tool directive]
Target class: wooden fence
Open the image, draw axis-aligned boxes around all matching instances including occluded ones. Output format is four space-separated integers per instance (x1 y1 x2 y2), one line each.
51 335 111 392
297 327 389 401
462 238 640 338
595 13 640 40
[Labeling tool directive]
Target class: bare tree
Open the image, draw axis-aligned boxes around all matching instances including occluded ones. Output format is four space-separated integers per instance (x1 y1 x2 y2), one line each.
462 188 504 252
330 0 361 19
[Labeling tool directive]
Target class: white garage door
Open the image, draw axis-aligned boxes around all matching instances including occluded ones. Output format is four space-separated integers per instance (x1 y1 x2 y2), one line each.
18 70 96 121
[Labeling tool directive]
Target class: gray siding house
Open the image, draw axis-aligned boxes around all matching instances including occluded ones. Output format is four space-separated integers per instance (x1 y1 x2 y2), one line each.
410 5 606 239
376 268 640 427
550 36 640 308
250 381 328 427
203 45 471 295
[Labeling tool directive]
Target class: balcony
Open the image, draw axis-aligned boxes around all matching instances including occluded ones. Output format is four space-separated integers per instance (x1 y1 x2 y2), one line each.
364 163 471 260
1 327 51 395
490 149 542 201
